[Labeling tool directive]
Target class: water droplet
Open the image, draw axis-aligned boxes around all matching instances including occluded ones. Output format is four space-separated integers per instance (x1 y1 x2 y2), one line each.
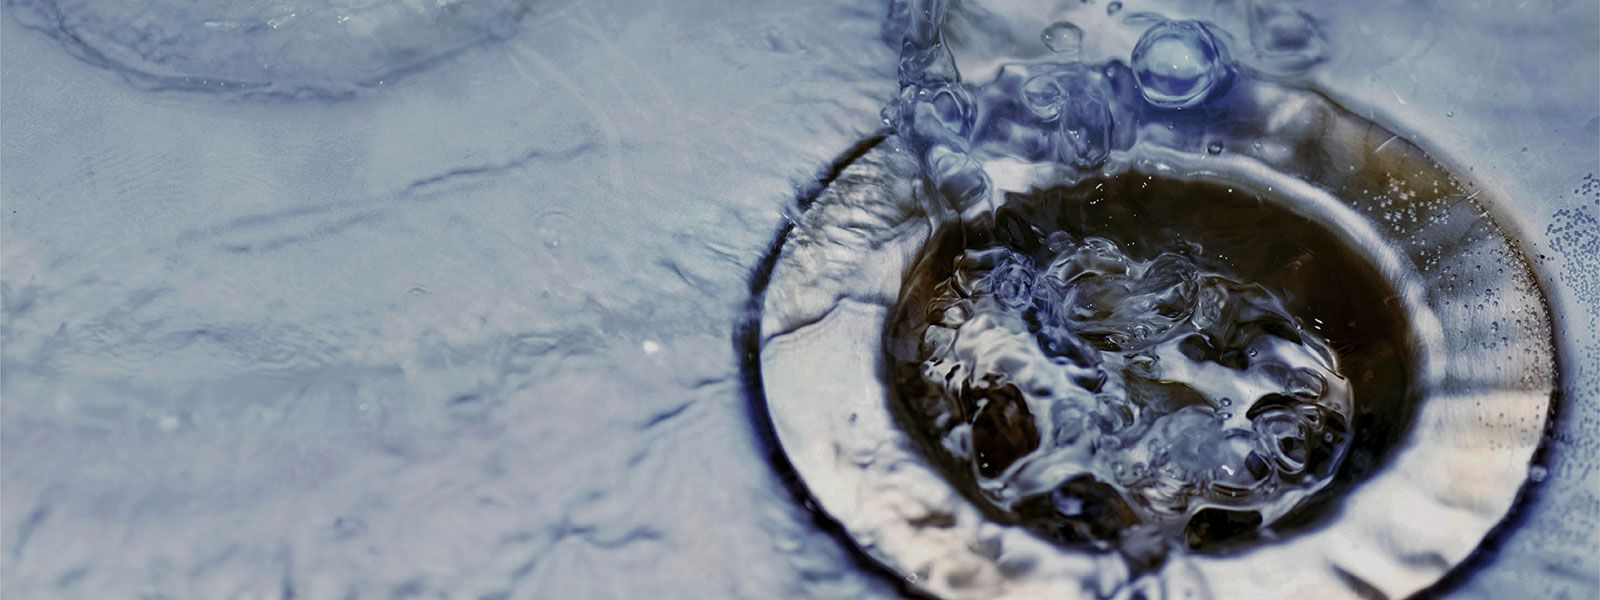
1041 21 1084 56
1207 140 1224 154
1107 1 1123 16
1132 20 1230 109
1529 465 1548 482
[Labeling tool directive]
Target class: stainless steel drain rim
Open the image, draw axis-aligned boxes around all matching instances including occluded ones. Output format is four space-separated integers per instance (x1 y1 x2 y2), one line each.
752 80 1556 600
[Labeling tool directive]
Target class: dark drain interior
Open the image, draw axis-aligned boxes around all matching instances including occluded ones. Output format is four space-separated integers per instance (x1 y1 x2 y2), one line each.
884 173 1419 556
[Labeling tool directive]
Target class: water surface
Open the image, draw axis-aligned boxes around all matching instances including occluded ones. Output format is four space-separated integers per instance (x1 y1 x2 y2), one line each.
1 0 1596 597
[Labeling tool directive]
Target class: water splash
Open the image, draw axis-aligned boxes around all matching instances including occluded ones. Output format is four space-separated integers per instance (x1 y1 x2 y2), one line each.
880 168 1416 565
895 228 1353 550
878 10 1353 559
885 4 1239 211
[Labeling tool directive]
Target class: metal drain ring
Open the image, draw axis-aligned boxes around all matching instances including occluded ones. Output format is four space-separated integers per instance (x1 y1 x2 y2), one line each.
748 78 1556 599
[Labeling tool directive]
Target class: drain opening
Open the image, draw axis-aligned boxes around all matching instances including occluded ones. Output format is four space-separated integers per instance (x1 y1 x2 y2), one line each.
885 174 1417 559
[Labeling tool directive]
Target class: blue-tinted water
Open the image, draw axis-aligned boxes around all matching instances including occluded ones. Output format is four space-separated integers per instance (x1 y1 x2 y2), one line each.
2 0 1596 598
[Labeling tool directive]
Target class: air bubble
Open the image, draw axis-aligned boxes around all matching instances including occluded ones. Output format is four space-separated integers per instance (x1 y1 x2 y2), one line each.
1131 20 1231 109
1042 21 1085 56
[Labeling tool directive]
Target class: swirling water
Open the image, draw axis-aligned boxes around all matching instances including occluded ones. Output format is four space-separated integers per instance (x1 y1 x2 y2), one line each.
1 0 1596 599
885 177 1397 557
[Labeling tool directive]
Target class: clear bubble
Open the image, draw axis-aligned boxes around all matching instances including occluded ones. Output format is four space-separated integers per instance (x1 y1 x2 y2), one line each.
1131 20 1231 109
1042 21 1085 56
1009 66 1116 168
1107 1 1123 16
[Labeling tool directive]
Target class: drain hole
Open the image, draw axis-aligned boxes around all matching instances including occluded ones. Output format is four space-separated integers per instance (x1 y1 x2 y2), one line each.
886 173 1418 554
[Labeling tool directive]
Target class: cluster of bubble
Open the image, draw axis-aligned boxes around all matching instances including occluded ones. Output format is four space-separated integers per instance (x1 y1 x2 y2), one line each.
907 233 1354 550
883 1 1236 207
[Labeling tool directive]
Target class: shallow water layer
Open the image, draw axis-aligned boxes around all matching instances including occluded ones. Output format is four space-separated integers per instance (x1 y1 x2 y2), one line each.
2 0 1597 598
4 0 543 99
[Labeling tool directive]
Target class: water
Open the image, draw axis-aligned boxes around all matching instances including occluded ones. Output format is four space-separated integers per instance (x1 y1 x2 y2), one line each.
1129 20 1229 108
885 175 1411 555
3 0 542 99
760 0 1585 598
1041 21 1085 56
758 121 1560 597
1 0 1596 598
1 1 903 596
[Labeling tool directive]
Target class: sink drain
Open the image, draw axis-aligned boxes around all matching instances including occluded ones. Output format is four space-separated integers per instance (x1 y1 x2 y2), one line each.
887 173 1412 559
745 76 1557 599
